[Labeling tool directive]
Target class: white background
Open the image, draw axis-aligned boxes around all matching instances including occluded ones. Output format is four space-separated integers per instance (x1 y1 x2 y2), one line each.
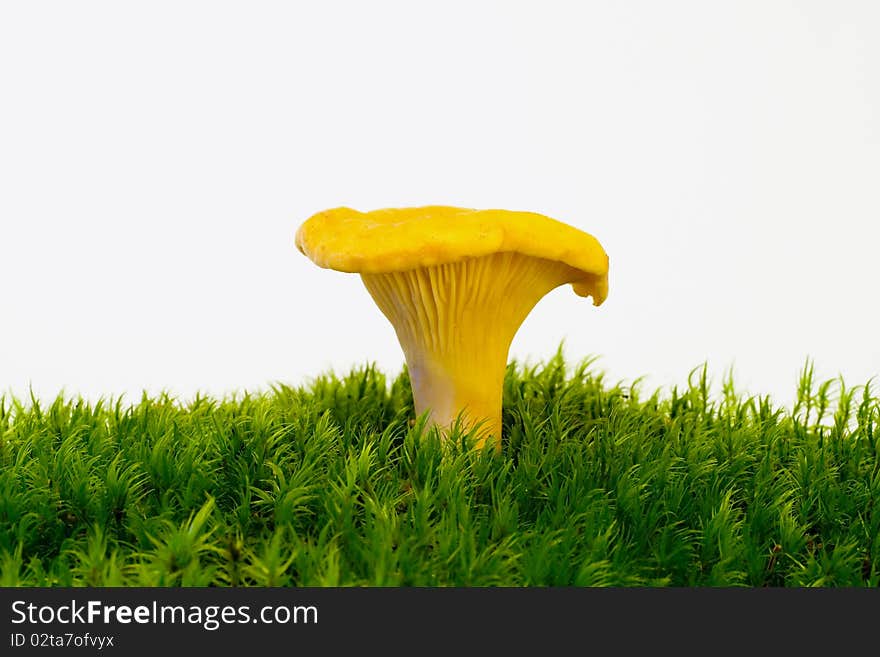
1 1 878 408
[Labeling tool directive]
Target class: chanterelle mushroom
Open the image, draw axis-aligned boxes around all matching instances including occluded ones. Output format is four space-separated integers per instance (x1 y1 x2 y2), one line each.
295 206 609 451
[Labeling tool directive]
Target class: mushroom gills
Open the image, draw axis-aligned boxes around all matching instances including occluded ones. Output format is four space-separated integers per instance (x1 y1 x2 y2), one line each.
361 251 580 451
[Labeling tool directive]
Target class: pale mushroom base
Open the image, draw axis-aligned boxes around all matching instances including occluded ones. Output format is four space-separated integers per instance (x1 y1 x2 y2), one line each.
361 252 582 451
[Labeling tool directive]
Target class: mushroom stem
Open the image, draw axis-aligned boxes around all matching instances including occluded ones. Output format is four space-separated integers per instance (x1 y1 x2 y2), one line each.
361 252 578 451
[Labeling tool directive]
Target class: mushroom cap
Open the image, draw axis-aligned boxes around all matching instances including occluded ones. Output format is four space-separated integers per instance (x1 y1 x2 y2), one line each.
295 206 609 304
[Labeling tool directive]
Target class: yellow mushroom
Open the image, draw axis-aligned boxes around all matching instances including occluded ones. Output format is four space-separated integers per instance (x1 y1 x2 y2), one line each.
295 206 609 451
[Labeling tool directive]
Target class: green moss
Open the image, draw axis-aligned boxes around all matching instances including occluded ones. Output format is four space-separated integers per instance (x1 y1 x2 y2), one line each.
0 355 877 586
